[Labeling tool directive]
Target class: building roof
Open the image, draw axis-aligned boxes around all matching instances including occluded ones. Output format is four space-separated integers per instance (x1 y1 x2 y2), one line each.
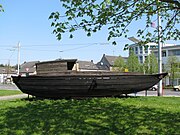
104 55 119 66
104 55 128 66
96 54 128 70
36 59 77 65
77 60 98 70
19 61 39 73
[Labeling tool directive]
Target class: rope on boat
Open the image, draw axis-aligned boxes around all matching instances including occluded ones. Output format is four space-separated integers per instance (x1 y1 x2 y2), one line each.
88 79 97 91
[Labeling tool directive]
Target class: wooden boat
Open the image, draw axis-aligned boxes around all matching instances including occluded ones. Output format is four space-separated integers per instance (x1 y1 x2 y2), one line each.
12 71 167 98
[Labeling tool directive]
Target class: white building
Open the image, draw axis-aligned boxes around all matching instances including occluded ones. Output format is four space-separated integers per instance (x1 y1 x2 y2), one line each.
152 45 180 65
0 67 16 84
129 41 180 86
0 67 6 83
129 42 175 64
152 45 180 86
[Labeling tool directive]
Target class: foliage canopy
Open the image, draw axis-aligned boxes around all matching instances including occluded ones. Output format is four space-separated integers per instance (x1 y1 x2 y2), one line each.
49 0 180 45
113 56 126 71
165 56 180 85
127 50 140 72
0 4 4 12
143 53 158 74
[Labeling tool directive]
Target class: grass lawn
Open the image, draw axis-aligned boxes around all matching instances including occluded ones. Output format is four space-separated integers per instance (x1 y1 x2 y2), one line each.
0 97 179 134
0 90 22 96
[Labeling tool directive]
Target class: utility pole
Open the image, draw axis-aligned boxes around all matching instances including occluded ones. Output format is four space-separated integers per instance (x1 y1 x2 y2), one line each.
17 42 20 75
157 3 163 96
7 59 10 76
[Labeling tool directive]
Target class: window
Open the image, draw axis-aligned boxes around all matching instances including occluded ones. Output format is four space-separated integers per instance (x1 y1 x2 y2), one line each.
139 46 143 54
150 45 157 49
139 56 143 63
168 49 180 56
153 52 158 57
145 46 148 53
135 47 138 54
178 78 180 86
162 51 166 57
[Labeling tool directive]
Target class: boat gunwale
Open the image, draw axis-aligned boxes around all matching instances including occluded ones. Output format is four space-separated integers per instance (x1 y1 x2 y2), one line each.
12 72 168 78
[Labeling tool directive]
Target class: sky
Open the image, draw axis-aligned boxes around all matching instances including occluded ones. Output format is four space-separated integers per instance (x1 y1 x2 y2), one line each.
0 0 179 66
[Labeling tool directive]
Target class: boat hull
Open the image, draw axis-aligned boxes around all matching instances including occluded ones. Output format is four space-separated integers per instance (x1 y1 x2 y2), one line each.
12 72 167 98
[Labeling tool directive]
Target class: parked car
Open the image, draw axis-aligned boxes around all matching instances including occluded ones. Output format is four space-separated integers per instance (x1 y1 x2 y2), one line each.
149 84 158 91
173 85 180 91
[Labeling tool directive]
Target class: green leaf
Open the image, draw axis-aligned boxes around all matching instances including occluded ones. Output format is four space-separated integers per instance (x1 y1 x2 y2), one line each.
55 23 60 27
51 22 55 27
93 29 97 32
106 0 111 5
69 34 73 38
68 17 72 20
87 32 91 37
112 41 117 45
107 36 111 41
125 44 129 47
121 24 125 27
48 12 55 19
57 33 61 40
101 3 106 9
57 27 65 33
69 27 75 32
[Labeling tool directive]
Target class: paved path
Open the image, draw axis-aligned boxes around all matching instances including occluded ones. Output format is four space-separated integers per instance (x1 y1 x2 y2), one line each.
0 83 19 90
0 94 28 101
129 89 180 97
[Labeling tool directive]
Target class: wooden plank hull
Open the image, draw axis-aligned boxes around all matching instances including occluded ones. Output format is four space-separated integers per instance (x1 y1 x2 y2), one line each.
12 72 168 98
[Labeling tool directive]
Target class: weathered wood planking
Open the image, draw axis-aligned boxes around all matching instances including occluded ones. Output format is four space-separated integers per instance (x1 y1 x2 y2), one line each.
36 59 77 75
12 72 167 98
13 59 167 98
36 62 67 74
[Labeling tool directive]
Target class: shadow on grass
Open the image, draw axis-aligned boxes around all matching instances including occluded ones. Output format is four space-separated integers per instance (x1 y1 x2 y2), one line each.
0 98 180 134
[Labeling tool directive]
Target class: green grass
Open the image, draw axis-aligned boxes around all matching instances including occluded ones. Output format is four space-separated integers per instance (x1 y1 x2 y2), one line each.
0 97 179 134
0 90 23 96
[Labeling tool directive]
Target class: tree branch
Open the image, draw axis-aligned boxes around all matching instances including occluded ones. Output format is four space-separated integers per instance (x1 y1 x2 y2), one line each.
160 0 180 9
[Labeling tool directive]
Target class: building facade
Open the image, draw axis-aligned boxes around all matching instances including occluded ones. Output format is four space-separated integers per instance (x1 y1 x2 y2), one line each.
74 60 99 71
0 67 16 84
152 45 180 65
152 45 180 86
19 61 40 76
129 43 175 64
96 54 128 71
129 42 180 86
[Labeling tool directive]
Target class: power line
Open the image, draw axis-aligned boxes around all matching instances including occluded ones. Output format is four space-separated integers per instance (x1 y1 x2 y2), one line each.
0 40 130 47
59 44 97 52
